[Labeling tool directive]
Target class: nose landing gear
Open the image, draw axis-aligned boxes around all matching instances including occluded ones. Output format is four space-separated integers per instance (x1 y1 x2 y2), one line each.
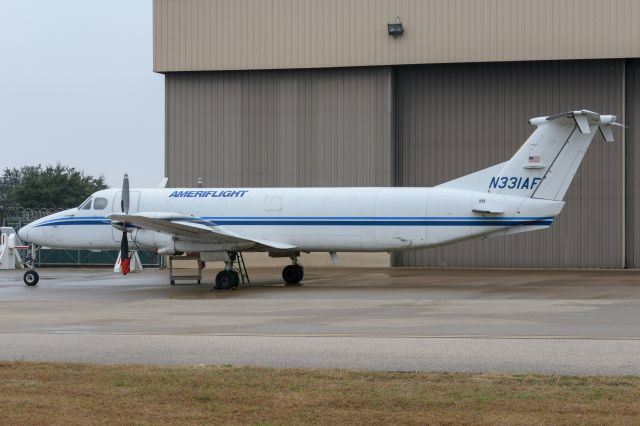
22 244 40 286
23 269 39 286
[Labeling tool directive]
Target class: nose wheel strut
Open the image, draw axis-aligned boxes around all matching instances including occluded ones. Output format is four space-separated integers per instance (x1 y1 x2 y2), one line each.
23 244 40 286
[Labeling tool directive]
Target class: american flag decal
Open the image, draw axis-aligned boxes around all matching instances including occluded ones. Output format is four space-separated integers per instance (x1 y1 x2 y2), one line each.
529 155 540 163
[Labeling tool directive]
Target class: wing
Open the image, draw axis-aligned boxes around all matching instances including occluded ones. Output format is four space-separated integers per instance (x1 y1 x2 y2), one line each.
107 212 296 250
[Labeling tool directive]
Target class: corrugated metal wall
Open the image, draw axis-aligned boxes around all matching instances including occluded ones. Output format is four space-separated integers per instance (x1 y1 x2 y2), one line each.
393 60 625 268
164 60 633 269
165 68 393 187
626 60 640 268
153 0 640 72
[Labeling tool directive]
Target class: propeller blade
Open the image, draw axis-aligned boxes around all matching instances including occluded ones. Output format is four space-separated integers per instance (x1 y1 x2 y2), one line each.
121 173 130 214
119 229 130 275
120 230 129 260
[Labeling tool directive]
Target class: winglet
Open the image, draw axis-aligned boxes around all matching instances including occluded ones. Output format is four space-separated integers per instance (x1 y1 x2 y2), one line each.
573 113 591 134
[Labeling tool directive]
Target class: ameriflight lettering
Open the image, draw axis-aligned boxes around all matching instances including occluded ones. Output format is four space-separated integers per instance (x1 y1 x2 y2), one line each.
169 190 249 198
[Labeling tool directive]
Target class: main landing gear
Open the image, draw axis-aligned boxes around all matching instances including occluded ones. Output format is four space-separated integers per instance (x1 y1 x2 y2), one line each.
212 252 304 290
282 257 304 285
23 244 40 287
213 252 249 291
214 270 239 290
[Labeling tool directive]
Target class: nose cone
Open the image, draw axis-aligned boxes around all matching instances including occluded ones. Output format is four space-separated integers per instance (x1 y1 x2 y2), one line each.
17 225 30 243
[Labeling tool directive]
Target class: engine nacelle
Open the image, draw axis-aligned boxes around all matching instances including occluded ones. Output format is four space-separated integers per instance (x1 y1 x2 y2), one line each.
134 229 254 254
134 229 175 253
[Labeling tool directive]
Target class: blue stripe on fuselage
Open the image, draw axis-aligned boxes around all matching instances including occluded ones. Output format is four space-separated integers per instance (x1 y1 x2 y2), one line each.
205 220 553 226
35 219 112 227
34 216 553 227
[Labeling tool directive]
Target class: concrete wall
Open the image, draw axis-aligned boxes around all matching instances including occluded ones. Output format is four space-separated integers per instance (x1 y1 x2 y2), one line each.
393 60 625 268
154 0 640 72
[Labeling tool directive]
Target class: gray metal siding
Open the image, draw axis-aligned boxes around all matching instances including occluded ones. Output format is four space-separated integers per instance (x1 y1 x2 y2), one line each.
625 60 640 268
393 60 625 268
153 0 640 72
165 68 393 187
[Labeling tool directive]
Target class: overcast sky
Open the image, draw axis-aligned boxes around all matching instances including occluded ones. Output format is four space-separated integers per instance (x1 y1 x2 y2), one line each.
0 0 163 188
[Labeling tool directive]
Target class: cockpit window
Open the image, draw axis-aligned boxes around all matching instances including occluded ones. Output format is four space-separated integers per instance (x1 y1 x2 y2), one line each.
93 197 108 210
79 197 92 210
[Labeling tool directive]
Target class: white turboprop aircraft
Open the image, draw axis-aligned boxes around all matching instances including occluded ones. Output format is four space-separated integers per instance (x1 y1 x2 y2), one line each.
18 110 622 288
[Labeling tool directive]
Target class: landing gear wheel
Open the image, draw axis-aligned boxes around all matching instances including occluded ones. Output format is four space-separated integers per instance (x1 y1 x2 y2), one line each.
215 270 239 290
295 265 304 282
23 270 39 286
282 264 304 285
170 280 175 285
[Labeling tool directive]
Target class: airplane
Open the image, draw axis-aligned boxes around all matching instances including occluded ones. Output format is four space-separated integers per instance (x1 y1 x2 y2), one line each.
18 110 622 289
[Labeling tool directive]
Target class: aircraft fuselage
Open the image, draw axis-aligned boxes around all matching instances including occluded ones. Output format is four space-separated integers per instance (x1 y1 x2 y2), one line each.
19 187 562 253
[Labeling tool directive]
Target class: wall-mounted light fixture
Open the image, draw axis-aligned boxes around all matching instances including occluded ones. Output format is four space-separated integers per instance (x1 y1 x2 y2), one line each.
387 17 404 38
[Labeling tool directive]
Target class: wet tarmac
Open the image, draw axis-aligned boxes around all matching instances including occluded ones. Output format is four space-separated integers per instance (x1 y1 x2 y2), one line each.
0 266 639 374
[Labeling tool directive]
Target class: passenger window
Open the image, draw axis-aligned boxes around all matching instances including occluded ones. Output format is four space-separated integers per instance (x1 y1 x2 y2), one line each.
79 197 92 210
93 198 108 210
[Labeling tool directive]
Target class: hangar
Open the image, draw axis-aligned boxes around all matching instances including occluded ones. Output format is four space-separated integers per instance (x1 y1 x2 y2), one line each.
153 0 640 269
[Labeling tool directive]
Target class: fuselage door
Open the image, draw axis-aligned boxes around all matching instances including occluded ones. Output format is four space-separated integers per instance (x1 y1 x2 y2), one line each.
374 189 427 249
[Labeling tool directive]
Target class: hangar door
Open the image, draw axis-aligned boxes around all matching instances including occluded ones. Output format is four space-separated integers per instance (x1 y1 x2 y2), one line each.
393 60 624 268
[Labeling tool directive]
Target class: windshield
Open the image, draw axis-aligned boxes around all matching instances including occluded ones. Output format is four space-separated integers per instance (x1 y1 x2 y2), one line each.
79 197 92 210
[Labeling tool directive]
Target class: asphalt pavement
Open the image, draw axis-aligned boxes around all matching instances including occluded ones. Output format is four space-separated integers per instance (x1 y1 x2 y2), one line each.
0 266 638 374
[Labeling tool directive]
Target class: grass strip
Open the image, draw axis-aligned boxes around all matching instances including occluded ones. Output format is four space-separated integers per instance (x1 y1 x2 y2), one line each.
0 362 639 425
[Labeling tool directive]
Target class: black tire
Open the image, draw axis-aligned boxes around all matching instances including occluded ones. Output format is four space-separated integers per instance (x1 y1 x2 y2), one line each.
170 280 175 285
295 265 304 282
23 270 39 286
282 265 302 285
215 270 237 290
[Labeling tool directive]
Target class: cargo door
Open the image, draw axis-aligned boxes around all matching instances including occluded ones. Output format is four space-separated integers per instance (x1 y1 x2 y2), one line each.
375 189 427 249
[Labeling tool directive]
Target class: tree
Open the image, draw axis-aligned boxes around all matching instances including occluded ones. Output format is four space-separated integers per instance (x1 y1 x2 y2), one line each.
0 164 108 214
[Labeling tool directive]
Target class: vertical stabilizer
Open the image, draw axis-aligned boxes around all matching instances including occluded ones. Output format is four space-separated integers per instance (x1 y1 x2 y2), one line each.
486 110 622 201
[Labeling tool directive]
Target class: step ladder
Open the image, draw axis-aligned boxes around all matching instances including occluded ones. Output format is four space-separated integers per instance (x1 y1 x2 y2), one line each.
232 252 250 286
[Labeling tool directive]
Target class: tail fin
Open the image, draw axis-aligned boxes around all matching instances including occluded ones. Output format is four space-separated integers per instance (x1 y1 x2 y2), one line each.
439 110 623 201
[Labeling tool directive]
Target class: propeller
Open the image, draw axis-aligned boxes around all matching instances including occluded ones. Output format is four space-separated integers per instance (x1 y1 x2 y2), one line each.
119 173 131 275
